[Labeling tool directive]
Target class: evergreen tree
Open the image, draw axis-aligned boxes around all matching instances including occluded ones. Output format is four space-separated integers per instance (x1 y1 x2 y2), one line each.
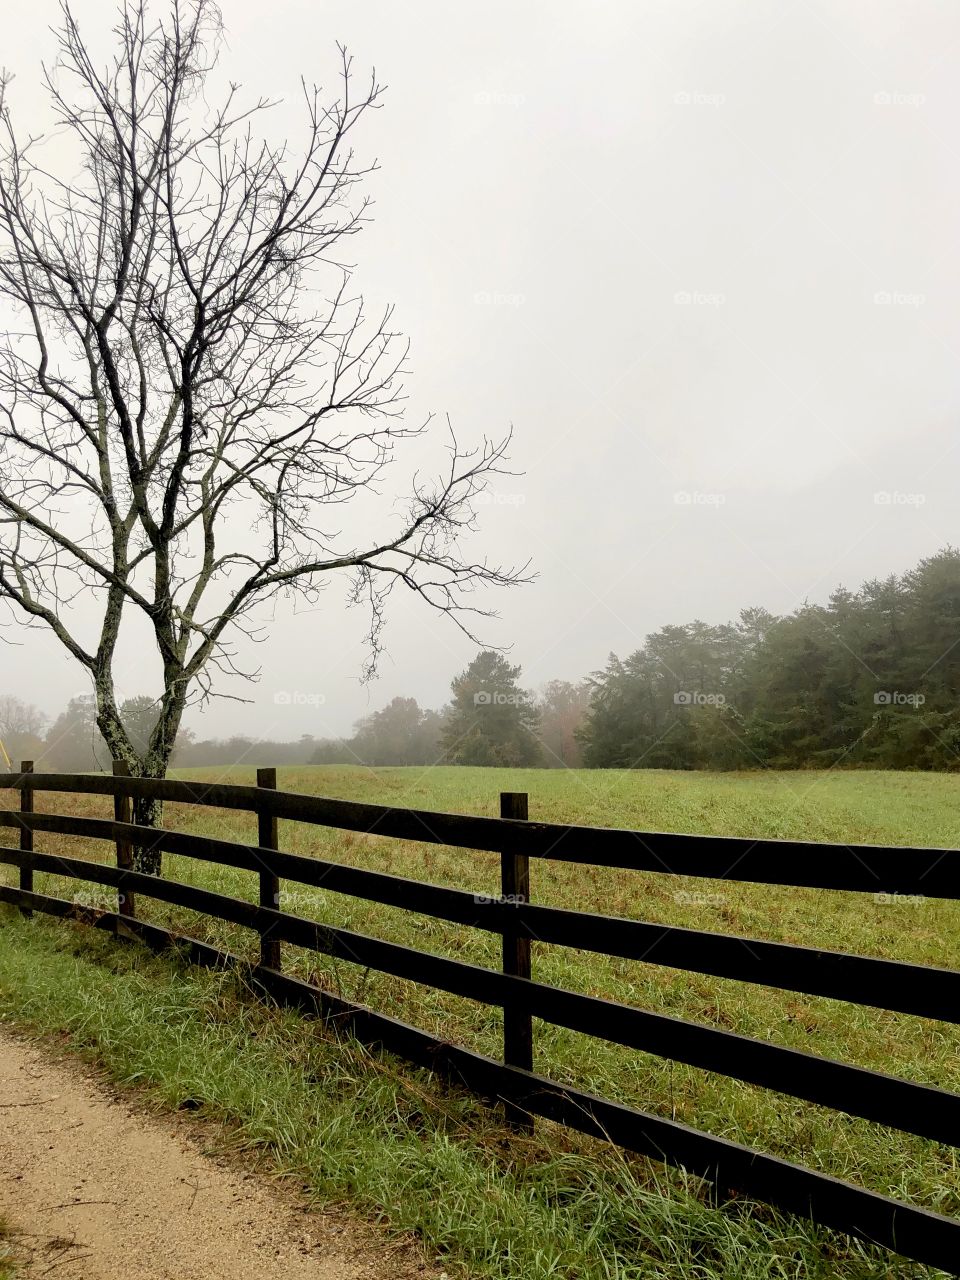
577 547 960 772
350 697 443 766
120 696 162 759
44 695 105 771
441 652 541 766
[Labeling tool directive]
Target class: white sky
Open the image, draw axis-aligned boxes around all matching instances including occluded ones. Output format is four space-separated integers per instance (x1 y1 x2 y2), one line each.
2 0 959 739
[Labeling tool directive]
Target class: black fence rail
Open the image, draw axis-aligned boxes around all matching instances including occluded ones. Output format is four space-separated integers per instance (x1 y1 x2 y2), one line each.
0 764 958 1274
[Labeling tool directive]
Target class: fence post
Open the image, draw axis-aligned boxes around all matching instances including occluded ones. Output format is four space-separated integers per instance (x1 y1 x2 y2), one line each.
256 767 282 971
18 760 33 918
112 760 135 919
500 791 533 1133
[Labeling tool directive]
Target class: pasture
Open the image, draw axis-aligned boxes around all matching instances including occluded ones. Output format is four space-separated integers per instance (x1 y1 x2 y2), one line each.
1 764 959 1279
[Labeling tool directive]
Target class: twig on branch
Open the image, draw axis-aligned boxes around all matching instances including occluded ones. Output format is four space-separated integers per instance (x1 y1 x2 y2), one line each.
0 0 530 796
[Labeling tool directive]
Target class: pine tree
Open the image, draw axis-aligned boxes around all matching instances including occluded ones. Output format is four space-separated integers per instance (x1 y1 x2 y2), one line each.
441 652 541 766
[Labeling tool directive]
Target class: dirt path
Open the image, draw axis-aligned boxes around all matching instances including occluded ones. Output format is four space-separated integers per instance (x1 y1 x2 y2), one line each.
0 1030 443 1279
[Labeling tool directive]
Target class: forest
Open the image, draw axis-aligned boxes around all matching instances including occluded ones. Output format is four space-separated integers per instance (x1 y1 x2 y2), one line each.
580 547 960 771
3 548 959 773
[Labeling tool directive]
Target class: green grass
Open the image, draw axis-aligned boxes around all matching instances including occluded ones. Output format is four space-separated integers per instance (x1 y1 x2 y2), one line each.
0 1216 15 1279
0 916 931 1280
2 764 959 1278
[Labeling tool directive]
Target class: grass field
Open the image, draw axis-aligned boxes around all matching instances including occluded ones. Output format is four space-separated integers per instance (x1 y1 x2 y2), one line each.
0 1216 15 1280
1 764 959 1278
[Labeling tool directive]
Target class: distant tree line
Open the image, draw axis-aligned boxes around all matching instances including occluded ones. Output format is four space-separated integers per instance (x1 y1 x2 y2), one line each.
0 661 589 773
0 692 164 773
0 690 329 773
580 548 960 771
317 548 960 773
3 548 959 773
310 654 590 769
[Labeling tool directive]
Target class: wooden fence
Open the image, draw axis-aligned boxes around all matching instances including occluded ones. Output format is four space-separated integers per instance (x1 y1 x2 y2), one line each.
0 763 959 1274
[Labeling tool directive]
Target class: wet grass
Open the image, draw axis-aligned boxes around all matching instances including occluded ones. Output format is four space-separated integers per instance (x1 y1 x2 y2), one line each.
0 1216 15 1279
1 763 958 1277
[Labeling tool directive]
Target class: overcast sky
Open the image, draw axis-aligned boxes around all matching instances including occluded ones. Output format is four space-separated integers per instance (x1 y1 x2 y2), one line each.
2 0 959 740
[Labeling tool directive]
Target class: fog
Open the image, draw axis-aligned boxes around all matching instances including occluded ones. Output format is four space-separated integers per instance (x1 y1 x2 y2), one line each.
1 0 958 740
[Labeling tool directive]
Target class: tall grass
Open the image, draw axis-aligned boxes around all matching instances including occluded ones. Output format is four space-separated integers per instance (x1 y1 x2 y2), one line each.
0 1216 15 1279
0 912 939 1279
1 764 958 1277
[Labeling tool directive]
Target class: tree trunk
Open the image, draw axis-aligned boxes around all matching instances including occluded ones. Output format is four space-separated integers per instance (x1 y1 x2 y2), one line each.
131 793 163 875
98 684 184 875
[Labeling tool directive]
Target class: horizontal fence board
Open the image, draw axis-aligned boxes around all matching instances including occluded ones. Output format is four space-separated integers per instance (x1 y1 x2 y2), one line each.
3 844 959 1148
0 846 260 930
1 771 959 895
255 970 960 1276
6 810 960 1025
1 883 957 1276
258 905 960 1149
0 883 234 970
516 902 960 1026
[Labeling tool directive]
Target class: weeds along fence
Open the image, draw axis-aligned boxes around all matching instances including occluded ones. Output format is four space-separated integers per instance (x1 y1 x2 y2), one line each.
1 763 959 1273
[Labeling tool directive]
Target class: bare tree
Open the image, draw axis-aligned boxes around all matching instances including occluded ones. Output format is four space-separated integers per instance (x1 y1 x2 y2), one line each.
0 1 525 861
0 692 47 760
